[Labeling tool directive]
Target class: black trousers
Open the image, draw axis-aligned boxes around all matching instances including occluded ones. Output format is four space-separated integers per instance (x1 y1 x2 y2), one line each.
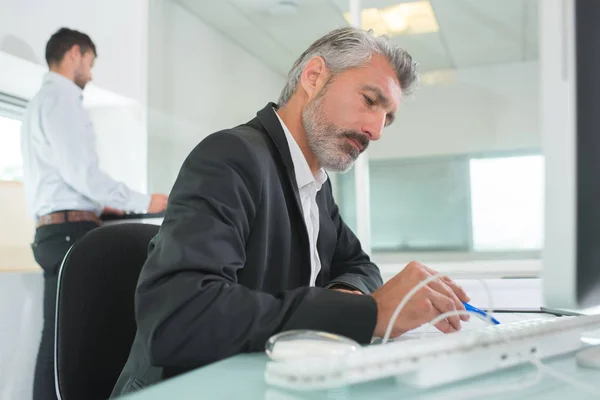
31 221 99 400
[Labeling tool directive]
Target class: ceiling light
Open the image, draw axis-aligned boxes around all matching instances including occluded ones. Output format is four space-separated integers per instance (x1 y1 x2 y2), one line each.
380 6 410 33
420 69 456 86
344 1 439 37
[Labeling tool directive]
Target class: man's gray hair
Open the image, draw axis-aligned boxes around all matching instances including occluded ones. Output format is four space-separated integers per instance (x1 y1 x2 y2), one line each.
277 26 419 107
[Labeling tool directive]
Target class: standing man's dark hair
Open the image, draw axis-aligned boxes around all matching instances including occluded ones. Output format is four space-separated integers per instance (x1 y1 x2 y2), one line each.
45 27 97 67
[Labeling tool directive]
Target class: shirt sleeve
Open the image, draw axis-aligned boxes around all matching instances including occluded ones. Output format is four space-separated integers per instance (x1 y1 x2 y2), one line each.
41 95 151 211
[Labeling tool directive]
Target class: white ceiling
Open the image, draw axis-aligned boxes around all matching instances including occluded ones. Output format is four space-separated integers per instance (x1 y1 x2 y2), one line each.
174 0 539 77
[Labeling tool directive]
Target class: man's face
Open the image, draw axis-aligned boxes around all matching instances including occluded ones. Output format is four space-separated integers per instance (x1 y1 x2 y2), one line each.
302 54 402 172
73 50 95 89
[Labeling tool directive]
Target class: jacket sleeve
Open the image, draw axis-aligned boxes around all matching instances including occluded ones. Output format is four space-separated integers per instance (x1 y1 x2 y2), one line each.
325 180 384 294
135 132 378 369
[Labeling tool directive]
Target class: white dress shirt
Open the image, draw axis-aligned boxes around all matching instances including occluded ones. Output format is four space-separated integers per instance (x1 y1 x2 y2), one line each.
274 109 328 286
20 72 150 218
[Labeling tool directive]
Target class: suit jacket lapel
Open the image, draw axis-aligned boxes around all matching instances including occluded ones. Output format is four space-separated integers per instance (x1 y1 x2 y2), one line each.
256 103 304 215
255 103 312 282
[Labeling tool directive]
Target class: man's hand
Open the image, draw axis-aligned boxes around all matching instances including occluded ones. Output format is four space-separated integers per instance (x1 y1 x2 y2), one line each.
371 261 470 338
148 194 168 213
330 286 362 295
102 206 125 216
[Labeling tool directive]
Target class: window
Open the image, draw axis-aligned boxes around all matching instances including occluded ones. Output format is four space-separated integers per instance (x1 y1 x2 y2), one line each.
0 93 26 182
335 152 544 254
470 155 544 251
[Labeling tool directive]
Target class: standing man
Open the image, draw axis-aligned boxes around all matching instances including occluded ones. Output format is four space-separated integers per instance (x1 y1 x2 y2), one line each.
20 27 168 400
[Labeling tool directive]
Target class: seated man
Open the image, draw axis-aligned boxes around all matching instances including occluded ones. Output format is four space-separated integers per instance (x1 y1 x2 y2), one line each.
112 26 470 396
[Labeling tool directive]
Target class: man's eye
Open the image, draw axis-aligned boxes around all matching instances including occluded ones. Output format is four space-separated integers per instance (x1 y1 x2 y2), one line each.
363 95 375 106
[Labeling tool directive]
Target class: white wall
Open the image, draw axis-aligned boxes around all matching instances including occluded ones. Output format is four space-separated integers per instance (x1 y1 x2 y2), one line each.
0 0 148 105
147 0 285 192
369 61 540 160
90 106 149 193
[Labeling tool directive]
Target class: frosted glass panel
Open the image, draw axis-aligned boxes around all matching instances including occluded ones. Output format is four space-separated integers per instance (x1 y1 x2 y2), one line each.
337 157 470 252
369 158 470 251
335 168 357 234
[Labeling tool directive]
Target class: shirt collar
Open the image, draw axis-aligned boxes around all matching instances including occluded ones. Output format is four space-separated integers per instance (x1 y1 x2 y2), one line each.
44 71 83 99
273 108 328 191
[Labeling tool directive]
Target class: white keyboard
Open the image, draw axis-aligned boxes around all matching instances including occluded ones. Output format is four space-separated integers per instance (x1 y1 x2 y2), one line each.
265 314 600 391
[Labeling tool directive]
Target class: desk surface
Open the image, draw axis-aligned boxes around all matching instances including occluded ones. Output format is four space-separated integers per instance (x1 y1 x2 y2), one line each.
120 282 598 400
121 350 599 400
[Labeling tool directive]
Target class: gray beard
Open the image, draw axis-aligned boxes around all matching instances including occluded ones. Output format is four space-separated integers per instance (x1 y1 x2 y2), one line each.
302 98 365 173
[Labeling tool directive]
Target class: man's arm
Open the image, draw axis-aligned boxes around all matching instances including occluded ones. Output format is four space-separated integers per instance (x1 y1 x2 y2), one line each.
325 180 383 294
135 132 377 369
42 95 150 211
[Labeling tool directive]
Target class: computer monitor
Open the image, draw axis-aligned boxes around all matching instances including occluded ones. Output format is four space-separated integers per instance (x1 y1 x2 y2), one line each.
542 0 600 313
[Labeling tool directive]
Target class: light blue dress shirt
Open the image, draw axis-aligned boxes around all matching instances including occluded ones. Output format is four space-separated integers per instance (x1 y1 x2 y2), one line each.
20 72 150 219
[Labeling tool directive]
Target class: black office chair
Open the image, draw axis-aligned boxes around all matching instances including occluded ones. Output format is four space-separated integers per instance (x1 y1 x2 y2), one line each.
54 223 159 400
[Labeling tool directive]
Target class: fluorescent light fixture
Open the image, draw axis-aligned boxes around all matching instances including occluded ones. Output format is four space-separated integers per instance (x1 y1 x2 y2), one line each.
420 69 457 85
344 1 439 36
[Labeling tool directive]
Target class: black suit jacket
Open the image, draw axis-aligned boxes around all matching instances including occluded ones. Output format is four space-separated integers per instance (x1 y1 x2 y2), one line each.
111 103 383 396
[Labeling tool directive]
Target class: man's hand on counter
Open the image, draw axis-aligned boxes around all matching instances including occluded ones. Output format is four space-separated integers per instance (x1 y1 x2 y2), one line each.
102 206 125 216
148 194 169 214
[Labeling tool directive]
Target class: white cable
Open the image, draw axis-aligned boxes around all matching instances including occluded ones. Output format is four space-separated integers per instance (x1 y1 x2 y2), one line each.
381 271 600 397
424 278 497 337
382 272 498 344
440 353 600 399
444 366 544 400
530 357 600 396
419 307 542 399
421 308 600 398
475 278 495 319
382 272 445 344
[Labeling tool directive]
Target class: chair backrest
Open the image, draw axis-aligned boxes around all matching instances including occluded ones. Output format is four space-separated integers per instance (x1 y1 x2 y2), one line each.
54 223 159 400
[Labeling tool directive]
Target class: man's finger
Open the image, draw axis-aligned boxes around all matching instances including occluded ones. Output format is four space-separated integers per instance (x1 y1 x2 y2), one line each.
443 277 470 303
428 279 469 322
425 297 455 334
433 318 455 334
421 265 471 303
429 290 461 332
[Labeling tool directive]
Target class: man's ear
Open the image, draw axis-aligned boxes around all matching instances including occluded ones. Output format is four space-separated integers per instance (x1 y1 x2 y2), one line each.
299 56 329 102
67 45 81 61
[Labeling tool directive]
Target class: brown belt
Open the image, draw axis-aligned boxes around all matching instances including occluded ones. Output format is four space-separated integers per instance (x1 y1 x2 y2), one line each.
36 210 101 229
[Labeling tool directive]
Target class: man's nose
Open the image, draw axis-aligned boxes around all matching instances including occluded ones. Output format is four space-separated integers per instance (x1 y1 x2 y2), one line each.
361 112 386 141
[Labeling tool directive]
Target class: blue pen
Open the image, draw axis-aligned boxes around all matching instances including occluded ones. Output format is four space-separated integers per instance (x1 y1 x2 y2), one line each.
462 302 501 325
